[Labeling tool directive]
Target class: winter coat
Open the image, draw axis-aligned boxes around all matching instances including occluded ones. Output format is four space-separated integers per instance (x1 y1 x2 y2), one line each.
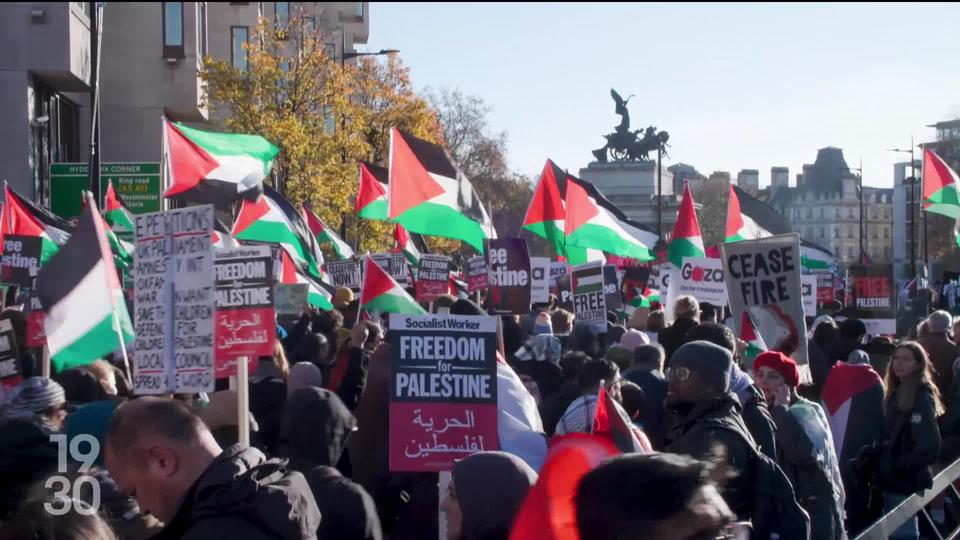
917 333 958 397
658 316 699 364
665 393 757 520
279 386 356 474
0 417 58 519
249 364 287 454
739 384 778 460
807 339 834 399
303 466 383 540
771 398 847 540
151 445 321 540
877 385 941 496
623 368 668 449
539 382 580 437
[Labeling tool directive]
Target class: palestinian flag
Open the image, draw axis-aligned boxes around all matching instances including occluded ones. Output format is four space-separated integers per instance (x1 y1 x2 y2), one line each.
522 159 568 256
564 174 658 262
302 204 354 260
232 185 325 279
592 384 650 453
2 185 74 264
821 361 883 461
800 240 835 271
278 250 333 310
922 149 960 247
35 192 133 371
359 255 425 314
572 262 604 296
740 311 767 361
393 223 421 265
388 128 495 252
356 162 389 221
104 181 135 232
724 185 789 242
81 196 132 273
163 118 279 205
667 183 705 267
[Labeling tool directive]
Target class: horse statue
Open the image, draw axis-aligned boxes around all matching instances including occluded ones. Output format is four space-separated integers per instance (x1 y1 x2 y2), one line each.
592 89 669 163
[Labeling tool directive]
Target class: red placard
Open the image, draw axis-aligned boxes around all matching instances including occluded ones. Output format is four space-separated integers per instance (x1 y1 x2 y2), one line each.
390 402 499 472
26 309 46 347
215 307 274 378
415 255 451 303
466 256 488 293
816 274 834 303
214 246 276 378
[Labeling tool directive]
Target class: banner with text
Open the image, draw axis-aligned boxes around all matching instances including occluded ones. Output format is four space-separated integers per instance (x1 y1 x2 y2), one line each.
134 206 215 394
389 313 499 472
214 245 275 378
26 287 45 347
720 234 809 379
416 255 452 302
371 253 408 284
484 238 531 314
327 259 361 291
1 235 41 288
530 257 550 305
603 265 623 312
669 257 727 309
466 256 488 293
549 262 569 293
0 320 21 391
572 261 607 328
801 274 817 317
816 273 835 304
849 264 896 329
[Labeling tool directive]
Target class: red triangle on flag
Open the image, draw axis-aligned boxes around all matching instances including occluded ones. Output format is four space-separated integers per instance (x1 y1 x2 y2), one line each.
563 177 599 235
2 186 45 239
360 256 396 304
105 182 124 213
724 184 743 237
356 162 388 213
740 311 759 341
524 159 567 225
388 128 446 219
672 183 702 240
302 204 325 237
231 194 272 235
163 119 219 197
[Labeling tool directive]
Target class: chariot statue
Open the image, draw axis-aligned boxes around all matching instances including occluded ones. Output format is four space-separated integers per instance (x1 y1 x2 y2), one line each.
592 89 670 163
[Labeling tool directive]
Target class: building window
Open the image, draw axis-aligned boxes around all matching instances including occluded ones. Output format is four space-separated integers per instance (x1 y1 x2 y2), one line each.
355 1 364 19
325 110 336 134
231 26 249 69
304 16 316 34
33 81 80 206
197 2 208 60
847 226 853 239
162 2 184 58
806 208 812 219
275 2 289 27
325 43 336 59
834 228 839 239
847 246 855 259
818 208 824 218
872 228 878 239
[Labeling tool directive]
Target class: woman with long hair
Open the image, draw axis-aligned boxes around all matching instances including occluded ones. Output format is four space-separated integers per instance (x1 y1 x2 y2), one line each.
877 341 944 540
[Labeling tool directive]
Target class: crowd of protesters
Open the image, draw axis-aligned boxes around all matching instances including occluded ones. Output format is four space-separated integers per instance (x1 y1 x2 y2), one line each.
2 288 960 540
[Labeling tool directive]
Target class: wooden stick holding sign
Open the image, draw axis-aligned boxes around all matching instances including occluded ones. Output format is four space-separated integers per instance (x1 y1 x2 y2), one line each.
237 355 250 448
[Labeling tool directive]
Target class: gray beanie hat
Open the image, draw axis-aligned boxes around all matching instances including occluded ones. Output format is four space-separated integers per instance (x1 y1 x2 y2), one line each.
671 340 733 394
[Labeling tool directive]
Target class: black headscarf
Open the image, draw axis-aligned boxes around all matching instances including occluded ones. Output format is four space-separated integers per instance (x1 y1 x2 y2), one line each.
452 451 538 540
279 387 357 470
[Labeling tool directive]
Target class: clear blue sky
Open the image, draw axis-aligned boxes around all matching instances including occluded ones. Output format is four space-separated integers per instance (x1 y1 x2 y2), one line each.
367 2 960 188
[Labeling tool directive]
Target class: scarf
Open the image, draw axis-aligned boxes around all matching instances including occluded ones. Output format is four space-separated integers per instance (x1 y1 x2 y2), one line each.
895 374 923 412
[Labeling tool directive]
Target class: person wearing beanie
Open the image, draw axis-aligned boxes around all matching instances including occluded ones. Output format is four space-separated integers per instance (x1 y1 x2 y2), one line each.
618 329 650 353
664 341 758 520
917 309 958 397
754 351 846 540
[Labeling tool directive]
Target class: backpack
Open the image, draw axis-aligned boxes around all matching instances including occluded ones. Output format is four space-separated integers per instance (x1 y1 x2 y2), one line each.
704 420 811 540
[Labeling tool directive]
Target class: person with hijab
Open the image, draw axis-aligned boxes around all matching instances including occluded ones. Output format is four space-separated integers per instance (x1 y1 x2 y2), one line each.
249 340 289 453
441 451 538 540
287 362 324 397
278 386 381 540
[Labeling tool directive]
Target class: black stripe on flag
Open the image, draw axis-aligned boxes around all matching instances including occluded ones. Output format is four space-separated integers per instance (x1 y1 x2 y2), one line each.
732 185 790 235
361 161 390 185
36 196 110 311
566 174 659 237
7 186 75 234
546 159 569 198
263 184 324 269
396 129 458 179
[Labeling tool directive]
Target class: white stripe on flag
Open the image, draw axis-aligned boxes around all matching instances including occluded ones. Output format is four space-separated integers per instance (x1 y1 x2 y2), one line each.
44 260 115 356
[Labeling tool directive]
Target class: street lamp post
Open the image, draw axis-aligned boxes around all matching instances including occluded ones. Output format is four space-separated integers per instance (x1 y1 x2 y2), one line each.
890 140 919 278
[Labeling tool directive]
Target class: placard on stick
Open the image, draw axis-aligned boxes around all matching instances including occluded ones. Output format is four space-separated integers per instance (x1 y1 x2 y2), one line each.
214 245 275 378
416 255 452 302
467 256 488 292
484 238 531 314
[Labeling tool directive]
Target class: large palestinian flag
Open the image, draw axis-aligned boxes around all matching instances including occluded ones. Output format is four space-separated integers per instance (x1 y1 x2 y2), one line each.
356 162 389 221
388 128 496 252
2 185 74 264
35 193 133 371
104 181 135 232
564 174 658 262
667 184 705 267
522 159 568 256
359 256 425 315
302 204 354 260
163 118 279 205
232 185 325 280
724 185 790 242
922 149 960 247
278 250 334 310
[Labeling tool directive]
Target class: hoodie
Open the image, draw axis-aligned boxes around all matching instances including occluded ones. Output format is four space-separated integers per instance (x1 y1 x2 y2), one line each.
452 451 538 540
152 445 321 540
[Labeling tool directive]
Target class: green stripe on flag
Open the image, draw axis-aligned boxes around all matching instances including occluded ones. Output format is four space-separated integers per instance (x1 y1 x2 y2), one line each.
364 292 425 315
358 199 388 221
668 237 705 268
51 311 132 372
395 202 489 253
567 223 653 261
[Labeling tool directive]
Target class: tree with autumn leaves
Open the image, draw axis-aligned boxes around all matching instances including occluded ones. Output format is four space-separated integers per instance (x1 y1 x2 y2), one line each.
200 12 529 256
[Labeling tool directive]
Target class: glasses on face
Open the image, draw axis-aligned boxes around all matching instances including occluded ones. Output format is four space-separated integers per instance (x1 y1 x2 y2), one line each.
667 366 691 381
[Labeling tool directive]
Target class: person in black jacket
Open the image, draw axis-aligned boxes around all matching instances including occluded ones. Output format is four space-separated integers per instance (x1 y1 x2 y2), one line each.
877 341 944 540
659 295 700 364
104 397 320 540
249 340 289 454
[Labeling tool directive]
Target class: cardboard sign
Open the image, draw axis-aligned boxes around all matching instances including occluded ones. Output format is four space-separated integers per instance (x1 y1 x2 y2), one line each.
416 255 452 302
466 256 488 292
669 257 728 309
214 245 275 378
274 284 309 316
372 253 408 284
720 234 808 378
484 238 531 314
133 206 215 394
572 261 607 328
389 313 499 472
0 319 21 391
801 274 817 317
603 265 623 312
530 257 550 305
1 235 42 287
327 259 361 290
849 265 896 334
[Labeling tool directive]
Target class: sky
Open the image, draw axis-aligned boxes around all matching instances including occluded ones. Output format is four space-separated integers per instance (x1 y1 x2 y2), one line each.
365 2 960 188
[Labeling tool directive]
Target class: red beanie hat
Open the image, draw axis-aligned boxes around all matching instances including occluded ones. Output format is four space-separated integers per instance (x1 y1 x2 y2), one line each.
753 351 800 387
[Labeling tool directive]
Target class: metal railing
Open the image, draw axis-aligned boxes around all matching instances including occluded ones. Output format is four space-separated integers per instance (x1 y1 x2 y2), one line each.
855 458 960 540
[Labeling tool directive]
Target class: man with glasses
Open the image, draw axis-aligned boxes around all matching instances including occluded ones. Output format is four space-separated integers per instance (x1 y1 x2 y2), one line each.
665 341 758 522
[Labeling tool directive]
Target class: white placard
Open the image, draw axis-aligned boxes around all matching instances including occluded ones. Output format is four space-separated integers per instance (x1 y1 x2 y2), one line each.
530 257 550 304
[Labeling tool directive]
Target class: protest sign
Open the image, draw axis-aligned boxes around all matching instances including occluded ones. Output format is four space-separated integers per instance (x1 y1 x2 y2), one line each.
603 265 623 312
801 274 817 317
326 259 361 291
816 273 835 304
849 264 895 335
720 234 808 378
555 273 573 311
372 253 408 284
389 313 499 472
133 205 215 394
530 257 550 305
669 257 727 308
484 238 531 314
274 284 309 316
466 256 488 292
26 288 45 347
621 266 651 306
214 245 275 378
549 262 569 291
0 319 20 391
572 261 607 328
0 235 41 287
416 255 452 302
